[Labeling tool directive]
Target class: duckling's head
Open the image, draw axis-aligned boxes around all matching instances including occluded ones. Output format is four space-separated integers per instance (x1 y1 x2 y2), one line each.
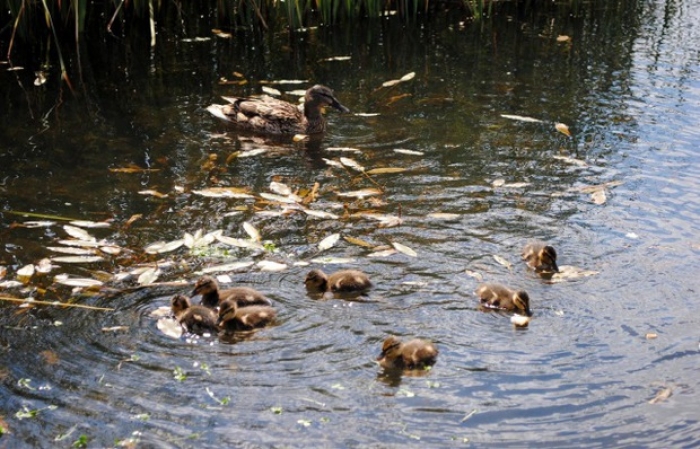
192 275 218 297
304 269 329 292
513 291 532 317
539 245 559 273
377 336 402 363
217 298 238 325
306 85 350 113
171 294 191 315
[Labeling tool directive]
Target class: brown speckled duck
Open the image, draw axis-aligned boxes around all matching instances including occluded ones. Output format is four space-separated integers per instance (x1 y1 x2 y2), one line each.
171 294 219 335
207 85 350 134
476 283 532 317
217 298 277 332
192 275 271 309
522 241 559 274
376 336 439 370
304 269 372 294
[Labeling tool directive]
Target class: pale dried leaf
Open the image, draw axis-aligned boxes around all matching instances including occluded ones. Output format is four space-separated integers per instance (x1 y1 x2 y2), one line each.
365 167 407 175
0 280 24 288
393 149 424 156
336 188 383 199
322 158 344 168
318 233 340 251
215 235 264 250
200 261 255 273
572 181 623 193
492 179 506 187
237 149 268 158
555 122 572 137
500 114 544 123
69 220 111 228
17 264 35 278
649 387 672 404
23 221 56 228
293 134 309 142
382 79 401 88
56 277 104 288
269 181 292 196
427 212 460 220
51 256 105 263
47 247 97 255
556 35 571 42
464 270 483 281
553 155 588 167
550 265 600 282
511 315 530 327
63 225 96 241
591 189 607 205
100 246 122 255
493 255 513 269
157 317 184 339
192 188 254 199
149 306 172 318
400 72 416 82
58 239 101 248
502 182 531 189
138 189 169 198
262 79 308 84
368 249 398 258
309 257 356 264
303 209 339 220
261 86 282 96
320 56 351 62
243 222 261 242
137 267 160 285
257 261 288 272
354 112 380 117
343 236 373 248
646 333 658 340
144 239 185 254
102 326 130 333
340 157 365 172
260 192 300 204
34 71 47 86
326 147 362 153
392 242 417 257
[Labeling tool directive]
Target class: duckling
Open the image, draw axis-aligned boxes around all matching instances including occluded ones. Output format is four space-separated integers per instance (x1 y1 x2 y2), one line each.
304 269 372 293
376 336 439 370
217 298 276 332
207 85 350 135
192 275 271 309
476 283 532 317
170 294 219 335
522 241 559 273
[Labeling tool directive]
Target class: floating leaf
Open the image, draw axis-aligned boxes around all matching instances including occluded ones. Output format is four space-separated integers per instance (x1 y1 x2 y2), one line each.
34 71 47 86
326 147 362 153
51 256 105 263
47 247 97 255
320 56 351 62
393 149 424 156
550 265 599 282
556 35 571 42
368 249 397 258
99 246 122 255
260 192 301 204
200 261 255 273
257 261 288 272
646 333 658 340
552 155 588 167
591 189 607 205
649 387 672 404
336 188 382 199
555 123 572 137
365 167 407 175
215 235 264 250
322 158 345 169
343 236 373 248
212 29 232 39
309 257 356 264
243 222 261 242
392 242 417 257
354 112 380 117
500 114 544 123
192 187 253 199
286 89 307 96
137 267 160 285
318 233 340 251
492 179 506 187
157 317 183 339
144 239 184 254
502 182 531 189
303 209 339 220
63 225 96 241
261 86 281 96
138 190 169 198
427 212 460 220
261 79 308 85
400 72 416 82
340 157 364 172
69 220 111 228
234 148 269 158
23 221 56 228
56 278 103 288
382 71 415 87
493 255 513 269
269 181 292 196
0 280 24 288
17 264 35 278
109 167 160 173
464 270 483 281
293 134 309 142
511 315 530 327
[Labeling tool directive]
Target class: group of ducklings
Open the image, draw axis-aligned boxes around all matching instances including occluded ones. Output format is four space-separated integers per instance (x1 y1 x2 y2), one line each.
169 241 557 371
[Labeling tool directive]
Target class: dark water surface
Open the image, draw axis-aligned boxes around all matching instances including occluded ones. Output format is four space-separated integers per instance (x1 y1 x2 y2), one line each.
1 2 699 447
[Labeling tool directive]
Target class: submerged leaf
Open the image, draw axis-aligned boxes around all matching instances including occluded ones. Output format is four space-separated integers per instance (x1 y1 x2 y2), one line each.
464 270 483 281
322 158 344 168
318 233 340 251
552 155 588 167
320 56 351 62
293 134 309 142
392 242 417 257
237 149 269 158
427 212 461 220
309 257 356 264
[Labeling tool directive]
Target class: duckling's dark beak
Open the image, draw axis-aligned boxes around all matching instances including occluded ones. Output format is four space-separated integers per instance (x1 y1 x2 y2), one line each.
550 261 559 273
331 98 350 113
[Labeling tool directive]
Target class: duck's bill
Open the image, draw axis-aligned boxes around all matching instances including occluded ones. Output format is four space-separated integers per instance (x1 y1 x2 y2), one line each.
331 99 350 113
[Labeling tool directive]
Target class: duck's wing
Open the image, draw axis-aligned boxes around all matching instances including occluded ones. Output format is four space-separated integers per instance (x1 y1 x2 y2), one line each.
209 95 304 133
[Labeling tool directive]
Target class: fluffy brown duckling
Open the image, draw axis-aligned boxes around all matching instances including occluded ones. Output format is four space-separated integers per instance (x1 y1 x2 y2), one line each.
376 336 439 370
522 241 559 274
217 298 277 332
304 269 372 294
476 283 532 317
170 294 219 335
192 275 271 309
207 84 350 135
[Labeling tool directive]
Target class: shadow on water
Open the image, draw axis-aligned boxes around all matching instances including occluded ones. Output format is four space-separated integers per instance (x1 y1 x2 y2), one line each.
2 1 700 447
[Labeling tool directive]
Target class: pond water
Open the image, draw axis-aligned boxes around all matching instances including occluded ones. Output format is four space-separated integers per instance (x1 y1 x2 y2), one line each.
1 1 700 447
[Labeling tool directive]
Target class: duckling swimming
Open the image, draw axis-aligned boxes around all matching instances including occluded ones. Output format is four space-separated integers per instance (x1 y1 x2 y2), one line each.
170 294 219 335
476 283 532 317
522 241 559 274
192 275 271 309
217 298 277 332
304 269 372 294
207 85 350 135
376 336 439 370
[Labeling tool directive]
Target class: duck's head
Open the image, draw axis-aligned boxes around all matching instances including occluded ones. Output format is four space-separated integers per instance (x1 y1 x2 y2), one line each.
377 336 402 363
306 85 350 113
538 245 559 273
217 298 238 325
192 275 218 297
171 294 191 315
513 291 532 317
304 269 329 291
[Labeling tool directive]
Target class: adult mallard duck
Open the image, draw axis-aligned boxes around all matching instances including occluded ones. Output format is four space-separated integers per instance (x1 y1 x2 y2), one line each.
376 336 439 370
207 84 350 134
217 298 277 332
171 294 219 335
476 283 532 317
304 269 372 294
192 275 271 309
522 241 559 274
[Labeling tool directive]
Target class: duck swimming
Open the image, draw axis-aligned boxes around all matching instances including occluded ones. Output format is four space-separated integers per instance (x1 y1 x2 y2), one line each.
522 241 559 274
376 336 439 370
192 275 271 309
207 84 350 135
170 294 219 335
217 298 277 332
304 269 372 294
476 283 532 317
